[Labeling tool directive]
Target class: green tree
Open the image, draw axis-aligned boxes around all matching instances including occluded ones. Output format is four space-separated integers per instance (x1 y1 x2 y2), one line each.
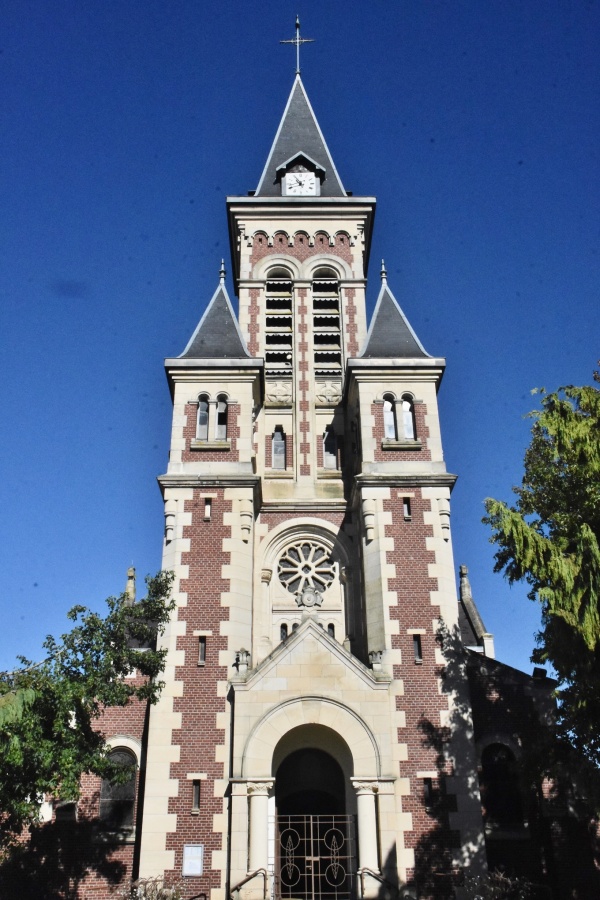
484 372 600 768
0 571 174 846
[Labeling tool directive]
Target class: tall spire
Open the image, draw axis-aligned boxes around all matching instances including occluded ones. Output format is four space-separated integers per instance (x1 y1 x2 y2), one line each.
255 76 346 197
280 15 314 75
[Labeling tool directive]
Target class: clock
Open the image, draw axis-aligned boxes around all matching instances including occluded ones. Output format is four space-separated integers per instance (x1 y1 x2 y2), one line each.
284 171 318 196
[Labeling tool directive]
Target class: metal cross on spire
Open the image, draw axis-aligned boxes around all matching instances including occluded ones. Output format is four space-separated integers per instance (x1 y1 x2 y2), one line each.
280 15 314 75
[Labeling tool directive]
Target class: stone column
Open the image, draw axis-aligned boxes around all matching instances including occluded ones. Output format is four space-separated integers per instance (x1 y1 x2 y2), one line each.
352 780 379 873
247 780 273 873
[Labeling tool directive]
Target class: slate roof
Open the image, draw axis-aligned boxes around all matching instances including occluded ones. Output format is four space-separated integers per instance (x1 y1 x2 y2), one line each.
255 75 346 197
179 278 250 359
359 277 431 359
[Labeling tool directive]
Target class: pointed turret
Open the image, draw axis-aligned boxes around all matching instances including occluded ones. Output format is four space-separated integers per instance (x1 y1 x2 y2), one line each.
359 263 431 359
179 263 251 359
255 75 346 197
458 565 495 658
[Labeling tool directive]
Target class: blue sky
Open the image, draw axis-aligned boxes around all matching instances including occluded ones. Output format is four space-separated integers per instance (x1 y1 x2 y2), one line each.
1 1 598 675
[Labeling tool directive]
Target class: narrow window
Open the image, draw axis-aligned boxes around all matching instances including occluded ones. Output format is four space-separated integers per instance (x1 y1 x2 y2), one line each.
215 396 227 440
323 427 338 469
197 396 209 441
423 778 434 809
99 749 136 830
204 498 212 521
403 497 412 521
280 623 288 641
383 395 397 440
272 427 286 470
292 622 299 633
192 780 201 812
327 623 335 639
198 636 206 666
402 396 416 440
413 634 423 664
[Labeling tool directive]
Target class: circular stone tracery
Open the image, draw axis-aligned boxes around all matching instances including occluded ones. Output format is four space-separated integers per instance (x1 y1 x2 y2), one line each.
278 540 336 596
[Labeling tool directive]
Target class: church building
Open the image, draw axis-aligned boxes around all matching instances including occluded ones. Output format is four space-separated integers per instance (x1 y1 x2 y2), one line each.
15 28 596 900
136 63 489 899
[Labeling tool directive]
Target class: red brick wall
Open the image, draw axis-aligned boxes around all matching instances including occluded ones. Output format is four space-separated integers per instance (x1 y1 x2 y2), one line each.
249 230 353 268
383 490 459 898
162 488 232 895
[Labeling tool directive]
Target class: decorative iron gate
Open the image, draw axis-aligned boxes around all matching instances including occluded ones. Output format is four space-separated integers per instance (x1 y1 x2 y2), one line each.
275 815 357 900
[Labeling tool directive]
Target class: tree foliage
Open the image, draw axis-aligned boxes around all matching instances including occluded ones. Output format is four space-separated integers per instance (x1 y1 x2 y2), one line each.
484 372 600 766
0 571 174 845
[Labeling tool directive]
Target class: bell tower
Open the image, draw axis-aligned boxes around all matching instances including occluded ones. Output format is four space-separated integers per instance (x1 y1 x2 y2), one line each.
139 56 486 900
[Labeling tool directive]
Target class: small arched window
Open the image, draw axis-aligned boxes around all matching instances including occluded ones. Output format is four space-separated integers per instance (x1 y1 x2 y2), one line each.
323 427 338 469
215 395 228 440
280 623 288 641
272 427 286 470
402 396 416 440
197 395 210 441
99 748 137 830
327 623 335 639
383 394 398 440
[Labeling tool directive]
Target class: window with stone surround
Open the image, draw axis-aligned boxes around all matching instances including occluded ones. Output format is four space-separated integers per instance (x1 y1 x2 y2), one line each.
265 273 293 377
99 748 137 830
382 393 420 448
323 426 338 469
383 394 397 439
272 426 286 470
197 394 210 441
215 394 228 440
312 267 341 376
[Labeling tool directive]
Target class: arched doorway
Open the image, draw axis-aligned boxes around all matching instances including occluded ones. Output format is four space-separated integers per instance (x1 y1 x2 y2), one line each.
273 729 357 900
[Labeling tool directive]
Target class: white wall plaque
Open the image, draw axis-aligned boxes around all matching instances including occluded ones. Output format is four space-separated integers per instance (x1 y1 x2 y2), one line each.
182 843 204 876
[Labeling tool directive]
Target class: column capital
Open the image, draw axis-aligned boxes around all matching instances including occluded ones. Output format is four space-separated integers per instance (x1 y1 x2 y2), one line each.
247 780 273 797
351 778 379 795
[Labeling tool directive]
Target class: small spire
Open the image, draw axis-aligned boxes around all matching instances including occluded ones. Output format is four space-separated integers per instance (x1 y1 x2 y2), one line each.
219 259 226 284
380 259 387 284
125 566 136 607
280 15 314 75
459 564 472 602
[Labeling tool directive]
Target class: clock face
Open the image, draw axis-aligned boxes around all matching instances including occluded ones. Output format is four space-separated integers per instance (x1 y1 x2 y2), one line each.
284 171 318 196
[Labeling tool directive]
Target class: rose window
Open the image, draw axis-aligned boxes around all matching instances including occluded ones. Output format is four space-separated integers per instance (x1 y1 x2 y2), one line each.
278 541 336 595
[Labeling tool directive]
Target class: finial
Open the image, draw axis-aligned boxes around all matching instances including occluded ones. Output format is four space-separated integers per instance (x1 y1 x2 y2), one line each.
459 564 472 602
380 259 387 283
219 259 226 284
280 16 314 75
125 566 136 607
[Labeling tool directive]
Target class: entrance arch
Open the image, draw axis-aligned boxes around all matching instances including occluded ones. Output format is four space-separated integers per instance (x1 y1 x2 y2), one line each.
271 725 358 900
242 696 380 780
